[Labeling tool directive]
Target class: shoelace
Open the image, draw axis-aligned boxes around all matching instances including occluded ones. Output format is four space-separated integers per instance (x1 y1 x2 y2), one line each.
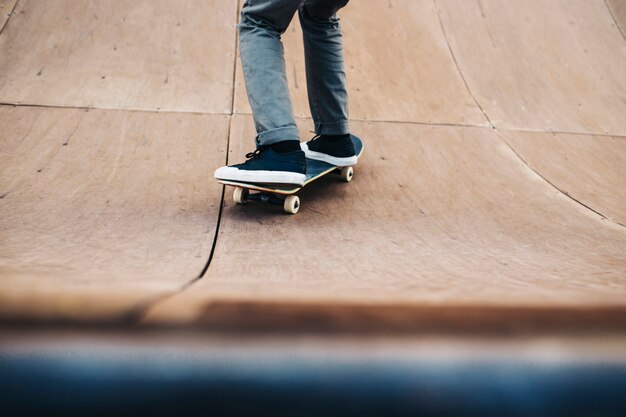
245 148 263 160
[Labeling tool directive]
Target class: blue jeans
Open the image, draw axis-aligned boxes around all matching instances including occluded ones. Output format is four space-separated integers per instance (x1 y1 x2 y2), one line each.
239 0 350 148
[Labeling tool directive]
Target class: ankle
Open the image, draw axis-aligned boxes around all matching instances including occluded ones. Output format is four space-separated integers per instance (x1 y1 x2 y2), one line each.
271 140 301 153
320 134 350 143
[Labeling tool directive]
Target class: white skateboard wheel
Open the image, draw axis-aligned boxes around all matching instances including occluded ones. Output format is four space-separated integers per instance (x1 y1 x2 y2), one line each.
340 166 354 182
233 187 248 204
283 195 300 214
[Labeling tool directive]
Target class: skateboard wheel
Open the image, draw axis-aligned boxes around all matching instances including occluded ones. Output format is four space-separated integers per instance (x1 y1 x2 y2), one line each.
283 195 300 214
340 166 354 182
233 187 248 204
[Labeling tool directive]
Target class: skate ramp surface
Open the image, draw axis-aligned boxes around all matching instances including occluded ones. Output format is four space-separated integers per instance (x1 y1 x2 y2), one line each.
0 0 625 330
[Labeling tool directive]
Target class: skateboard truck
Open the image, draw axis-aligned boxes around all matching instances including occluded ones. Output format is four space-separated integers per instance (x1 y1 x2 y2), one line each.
233 187 301 214
230 166 353 214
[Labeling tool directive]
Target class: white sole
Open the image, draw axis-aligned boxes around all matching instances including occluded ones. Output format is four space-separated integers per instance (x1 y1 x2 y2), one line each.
214 166 306 186
301 143 358 166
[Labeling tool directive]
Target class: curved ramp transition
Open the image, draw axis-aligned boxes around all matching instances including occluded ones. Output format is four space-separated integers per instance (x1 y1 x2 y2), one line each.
0 0 624 331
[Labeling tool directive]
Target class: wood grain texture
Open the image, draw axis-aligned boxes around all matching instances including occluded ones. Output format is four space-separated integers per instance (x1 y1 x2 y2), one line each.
0 0 237 113
437 0 626 135
1 0 625 332
607 0 626 36
0 0 17 31
0 105 228 321
144 115 626 327
503 131 626 226
233 0 488 126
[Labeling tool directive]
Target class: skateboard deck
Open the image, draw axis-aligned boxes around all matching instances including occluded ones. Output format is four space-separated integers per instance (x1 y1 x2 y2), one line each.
218 135 364 214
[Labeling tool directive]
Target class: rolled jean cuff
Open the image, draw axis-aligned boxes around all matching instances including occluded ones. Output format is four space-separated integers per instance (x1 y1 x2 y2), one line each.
314 120 350 136
255 125 300 147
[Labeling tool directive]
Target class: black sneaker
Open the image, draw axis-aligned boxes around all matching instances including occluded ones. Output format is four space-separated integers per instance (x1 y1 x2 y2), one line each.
301 134 357 166
214 147 306 186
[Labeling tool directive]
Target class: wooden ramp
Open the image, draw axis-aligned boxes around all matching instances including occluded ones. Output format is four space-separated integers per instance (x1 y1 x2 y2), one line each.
0 0 625 331
144 115 626 331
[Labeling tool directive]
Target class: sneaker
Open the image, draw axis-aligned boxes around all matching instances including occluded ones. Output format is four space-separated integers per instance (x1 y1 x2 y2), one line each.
214 147 306 186
301 134 357 166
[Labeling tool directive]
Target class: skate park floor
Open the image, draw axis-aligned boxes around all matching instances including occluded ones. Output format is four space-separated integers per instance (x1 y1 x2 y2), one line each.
0 1 625 415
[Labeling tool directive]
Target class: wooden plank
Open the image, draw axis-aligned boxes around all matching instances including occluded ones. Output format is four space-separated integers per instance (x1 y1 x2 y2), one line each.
1 0 625 333
0 105 228 321
233 0 488 126
0 0 237 113
607 0 626 37
503 131 626 226
143 115 626 328
437 0 626 135
0 0 17 31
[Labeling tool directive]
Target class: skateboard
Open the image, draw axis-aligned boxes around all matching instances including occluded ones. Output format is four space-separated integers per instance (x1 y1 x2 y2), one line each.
218 135 364 214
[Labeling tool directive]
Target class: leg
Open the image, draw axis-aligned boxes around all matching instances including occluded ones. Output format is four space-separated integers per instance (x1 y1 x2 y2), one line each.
298 0 357 167
214 1 307 186
238 0 301 148
299 0 350 135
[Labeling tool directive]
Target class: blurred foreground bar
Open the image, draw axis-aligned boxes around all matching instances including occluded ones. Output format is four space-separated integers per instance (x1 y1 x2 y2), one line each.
1 329 625 416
